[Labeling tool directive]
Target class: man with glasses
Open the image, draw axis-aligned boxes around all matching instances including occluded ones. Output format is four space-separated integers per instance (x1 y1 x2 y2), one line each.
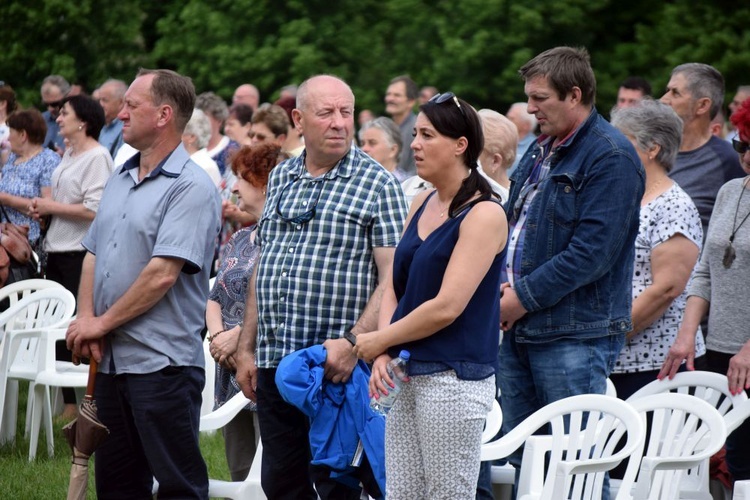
498 47 644 493
234 74 406 499
40 74 70 153
661 63 744 240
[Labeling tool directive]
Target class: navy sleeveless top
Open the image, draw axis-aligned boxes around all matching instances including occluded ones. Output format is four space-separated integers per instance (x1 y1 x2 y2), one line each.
388 191 506 380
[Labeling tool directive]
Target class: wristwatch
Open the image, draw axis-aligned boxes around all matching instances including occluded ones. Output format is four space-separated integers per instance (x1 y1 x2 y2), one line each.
343 330 357 346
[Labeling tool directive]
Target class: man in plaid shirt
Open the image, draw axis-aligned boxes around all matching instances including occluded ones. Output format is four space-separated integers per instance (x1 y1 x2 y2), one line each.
234 74 406 499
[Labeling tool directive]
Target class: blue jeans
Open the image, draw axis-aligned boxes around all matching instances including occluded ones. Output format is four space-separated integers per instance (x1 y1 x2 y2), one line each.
498 332 624 499
94 366 208 499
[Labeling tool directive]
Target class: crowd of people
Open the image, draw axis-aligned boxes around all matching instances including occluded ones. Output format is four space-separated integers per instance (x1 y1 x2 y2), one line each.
1 44 749 499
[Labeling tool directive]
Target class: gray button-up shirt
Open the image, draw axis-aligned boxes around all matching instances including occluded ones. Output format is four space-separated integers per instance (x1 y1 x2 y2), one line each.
82 144 221 374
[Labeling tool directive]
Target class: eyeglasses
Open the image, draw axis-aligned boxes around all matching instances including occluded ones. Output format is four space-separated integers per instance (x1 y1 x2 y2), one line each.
428 92 467 120
275 176 327 225
733 138 750 155
43 99 64 110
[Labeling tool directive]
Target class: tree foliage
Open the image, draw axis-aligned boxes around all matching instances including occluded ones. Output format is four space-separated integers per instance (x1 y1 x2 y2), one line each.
2 0 748 115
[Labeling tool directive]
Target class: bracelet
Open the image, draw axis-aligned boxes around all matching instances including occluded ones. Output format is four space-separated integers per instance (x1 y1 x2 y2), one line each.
208 329 228 343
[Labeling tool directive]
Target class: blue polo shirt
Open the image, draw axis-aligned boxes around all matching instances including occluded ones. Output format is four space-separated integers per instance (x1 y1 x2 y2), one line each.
82 144 221 375
98 118 124 158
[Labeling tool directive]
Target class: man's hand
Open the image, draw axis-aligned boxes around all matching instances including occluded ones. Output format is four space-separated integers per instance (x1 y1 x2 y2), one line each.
66 316 109 362
499 284 528 331
234 349 258 402
323 338 357 384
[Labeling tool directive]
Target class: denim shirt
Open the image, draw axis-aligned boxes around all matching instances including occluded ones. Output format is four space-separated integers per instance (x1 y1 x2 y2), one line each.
505 109 645 342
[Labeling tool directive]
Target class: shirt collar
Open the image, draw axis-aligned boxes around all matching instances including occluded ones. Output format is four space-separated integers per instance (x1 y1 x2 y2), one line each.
119 143 192 180
535 107 597 152
292 146 358 180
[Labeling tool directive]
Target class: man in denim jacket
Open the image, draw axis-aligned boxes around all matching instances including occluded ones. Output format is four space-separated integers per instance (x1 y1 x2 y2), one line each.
498 47 645 481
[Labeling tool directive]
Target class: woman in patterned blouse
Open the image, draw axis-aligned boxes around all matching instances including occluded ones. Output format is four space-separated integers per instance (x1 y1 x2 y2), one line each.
0 109 60 246
206 144 288 481
609 99 704 399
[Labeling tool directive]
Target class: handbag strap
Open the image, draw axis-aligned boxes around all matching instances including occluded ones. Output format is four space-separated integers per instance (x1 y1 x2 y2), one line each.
0 204 11 224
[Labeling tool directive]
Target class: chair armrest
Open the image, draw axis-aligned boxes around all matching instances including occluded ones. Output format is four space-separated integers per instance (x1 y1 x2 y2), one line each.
200 392 252 432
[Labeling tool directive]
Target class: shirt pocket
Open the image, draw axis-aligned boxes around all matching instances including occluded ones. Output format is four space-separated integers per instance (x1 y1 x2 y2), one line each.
546 172 583 229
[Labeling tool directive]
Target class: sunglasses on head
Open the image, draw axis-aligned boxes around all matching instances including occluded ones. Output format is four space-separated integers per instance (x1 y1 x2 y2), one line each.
428 92 467 120
733 138 750 155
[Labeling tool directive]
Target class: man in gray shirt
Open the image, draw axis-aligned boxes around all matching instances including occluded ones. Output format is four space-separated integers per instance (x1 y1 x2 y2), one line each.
661 63 744 237
66 69 221 499
385 75 418 179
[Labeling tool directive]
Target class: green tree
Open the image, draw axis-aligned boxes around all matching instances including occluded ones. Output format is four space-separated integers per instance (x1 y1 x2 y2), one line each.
0 0 148 107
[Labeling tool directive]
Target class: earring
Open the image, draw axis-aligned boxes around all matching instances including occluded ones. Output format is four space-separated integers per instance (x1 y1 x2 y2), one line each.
262 190 266 195
78 125 83 131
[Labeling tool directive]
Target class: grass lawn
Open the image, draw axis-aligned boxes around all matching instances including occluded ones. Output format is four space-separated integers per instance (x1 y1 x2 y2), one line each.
0 383 231 499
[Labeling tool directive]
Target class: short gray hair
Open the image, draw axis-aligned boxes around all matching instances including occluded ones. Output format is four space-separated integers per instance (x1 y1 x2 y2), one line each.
672 63 725 120
508 102 538 130
195 91 229 122
611 99 683 172
184 108 212 149
479 109 519 169
358 116 402 159
42 75 71 95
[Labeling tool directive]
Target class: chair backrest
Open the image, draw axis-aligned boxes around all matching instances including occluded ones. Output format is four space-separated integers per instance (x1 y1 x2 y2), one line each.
481 394 645 500
0 287 75 337
628 371 747 417
625 393 727 500
0 279 64 310
481 399 503 444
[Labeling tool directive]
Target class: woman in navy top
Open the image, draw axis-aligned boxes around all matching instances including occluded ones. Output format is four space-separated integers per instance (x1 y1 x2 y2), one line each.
354 93 507 498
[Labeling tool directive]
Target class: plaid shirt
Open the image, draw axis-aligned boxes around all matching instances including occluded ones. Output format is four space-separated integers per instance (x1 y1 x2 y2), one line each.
255 147 407 368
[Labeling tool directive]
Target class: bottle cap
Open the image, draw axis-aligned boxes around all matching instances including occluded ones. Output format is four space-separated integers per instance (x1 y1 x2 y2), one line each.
399 350 410 360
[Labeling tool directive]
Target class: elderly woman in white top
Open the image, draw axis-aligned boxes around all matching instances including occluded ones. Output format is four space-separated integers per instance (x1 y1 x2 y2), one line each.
359 117 403 178
608 99 704 400
182 108 222 187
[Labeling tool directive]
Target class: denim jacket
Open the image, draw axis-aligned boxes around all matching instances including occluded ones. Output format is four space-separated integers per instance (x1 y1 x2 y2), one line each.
506 109 645 342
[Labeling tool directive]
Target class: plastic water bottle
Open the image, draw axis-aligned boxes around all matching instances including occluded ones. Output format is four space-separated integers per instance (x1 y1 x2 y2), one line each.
369 350 410 415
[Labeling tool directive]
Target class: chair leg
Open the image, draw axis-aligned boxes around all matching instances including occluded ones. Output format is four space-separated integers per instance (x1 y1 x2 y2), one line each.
28 383 45 461
43 386 54 458
24 382 35 438
4 380 19 444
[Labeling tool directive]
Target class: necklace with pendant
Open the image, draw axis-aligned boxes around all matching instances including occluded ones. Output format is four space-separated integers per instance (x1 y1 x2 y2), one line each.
437 198 451 218
724 177 750 269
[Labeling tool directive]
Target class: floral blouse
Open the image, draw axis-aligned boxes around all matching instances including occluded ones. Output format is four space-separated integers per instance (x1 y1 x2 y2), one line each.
0 149 60 243
208 226 260 410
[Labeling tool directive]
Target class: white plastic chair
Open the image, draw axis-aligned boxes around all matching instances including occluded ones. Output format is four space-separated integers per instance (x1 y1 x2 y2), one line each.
626 371 747 499
734 480 750 500
0 288 76 445
0 278 64 312
199 392 265 499
26 327 88 460
614 393 727 500
482 399 503 444
201 335 216 418
480 393 645 500
202 276 217 418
